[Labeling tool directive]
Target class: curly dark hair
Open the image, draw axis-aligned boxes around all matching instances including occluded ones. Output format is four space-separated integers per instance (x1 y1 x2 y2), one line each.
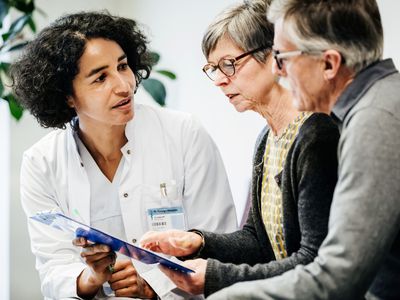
10 11 152 129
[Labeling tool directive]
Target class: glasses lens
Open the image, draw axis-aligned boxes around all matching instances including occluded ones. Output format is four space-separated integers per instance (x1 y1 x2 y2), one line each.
219 59 235 77
203 65 217 81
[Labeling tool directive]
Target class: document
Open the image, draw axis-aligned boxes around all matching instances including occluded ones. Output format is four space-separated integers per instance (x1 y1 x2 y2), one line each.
31 212 194 274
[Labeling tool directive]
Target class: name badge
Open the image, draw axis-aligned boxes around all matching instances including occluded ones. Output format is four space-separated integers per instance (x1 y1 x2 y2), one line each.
146 206 186 231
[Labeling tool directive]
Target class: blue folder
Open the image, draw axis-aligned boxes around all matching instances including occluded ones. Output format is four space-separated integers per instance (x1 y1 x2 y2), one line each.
31 212 194 274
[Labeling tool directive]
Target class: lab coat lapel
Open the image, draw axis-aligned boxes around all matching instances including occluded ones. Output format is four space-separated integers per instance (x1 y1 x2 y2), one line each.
66 126 91 224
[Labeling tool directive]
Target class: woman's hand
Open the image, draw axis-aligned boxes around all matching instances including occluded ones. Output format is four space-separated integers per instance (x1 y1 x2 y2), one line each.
109 260 156 298
160 258 207 295
73 237 116 298
140 230 203 257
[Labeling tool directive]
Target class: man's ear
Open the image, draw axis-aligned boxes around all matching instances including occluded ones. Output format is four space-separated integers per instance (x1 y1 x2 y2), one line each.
322 50 343 80
66 96 75 108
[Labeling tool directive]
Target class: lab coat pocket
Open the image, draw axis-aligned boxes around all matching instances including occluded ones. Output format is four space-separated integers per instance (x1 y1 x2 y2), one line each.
141 179 187 232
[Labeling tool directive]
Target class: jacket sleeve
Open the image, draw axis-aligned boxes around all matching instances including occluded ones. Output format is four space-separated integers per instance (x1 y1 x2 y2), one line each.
20 150 86 299
207 109 400 300
200 218 269 296
201 114 340 297
198 210 266 264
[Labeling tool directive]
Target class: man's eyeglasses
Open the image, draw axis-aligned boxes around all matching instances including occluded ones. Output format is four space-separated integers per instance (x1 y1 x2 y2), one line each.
273 49 324 70
202 46 268 81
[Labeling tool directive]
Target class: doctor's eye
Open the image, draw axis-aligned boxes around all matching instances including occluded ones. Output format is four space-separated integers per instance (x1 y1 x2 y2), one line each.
94 73 107 83
118 62 129 71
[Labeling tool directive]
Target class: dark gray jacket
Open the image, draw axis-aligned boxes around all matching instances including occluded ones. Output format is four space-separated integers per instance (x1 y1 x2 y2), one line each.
196 113 339 297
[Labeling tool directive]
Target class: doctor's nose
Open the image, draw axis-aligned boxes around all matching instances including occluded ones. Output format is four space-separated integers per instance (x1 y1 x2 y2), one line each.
113 74 131 96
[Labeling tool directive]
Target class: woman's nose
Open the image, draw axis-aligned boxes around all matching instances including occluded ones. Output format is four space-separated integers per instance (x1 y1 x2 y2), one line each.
213 69 229 87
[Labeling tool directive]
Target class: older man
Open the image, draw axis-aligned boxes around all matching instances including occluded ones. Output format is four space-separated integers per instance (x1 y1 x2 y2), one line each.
208 0 400 299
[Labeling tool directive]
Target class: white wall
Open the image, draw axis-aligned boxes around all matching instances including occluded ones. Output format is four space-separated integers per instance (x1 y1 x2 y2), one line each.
378 0 400 66
0 101 10 300
8 1 400 299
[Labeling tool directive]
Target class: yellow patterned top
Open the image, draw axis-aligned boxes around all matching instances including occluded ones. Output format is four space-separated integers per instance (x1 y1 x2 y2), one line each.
261 112 312 260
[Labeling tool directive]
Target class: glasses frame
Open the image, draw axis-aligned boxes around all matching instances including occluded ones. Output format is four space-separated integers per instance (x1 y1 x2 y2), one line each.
273 49 324 70
202 45 268 81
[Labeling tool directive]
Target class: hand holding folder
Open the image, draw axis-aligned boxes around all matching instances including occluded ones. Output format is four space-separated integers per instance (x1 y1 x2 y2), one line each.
31 211 194 274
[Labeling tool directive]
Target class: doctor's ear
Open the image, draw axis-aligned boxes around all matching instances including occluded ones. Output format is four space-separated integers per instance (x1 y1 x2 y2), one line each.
322 50 342 80
66 96 75 108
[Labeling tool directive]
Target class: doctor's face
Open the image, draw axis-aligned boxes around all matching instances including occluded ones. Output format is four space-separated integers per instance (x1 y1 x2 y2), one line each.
67 38 136 129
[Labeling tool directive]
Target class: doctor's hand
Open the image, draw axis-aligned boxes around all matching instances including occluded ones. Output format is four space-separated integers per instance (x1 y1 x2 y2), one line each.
73 237 116 298
140 230 203 257
109 260 156 298
160 258 206 295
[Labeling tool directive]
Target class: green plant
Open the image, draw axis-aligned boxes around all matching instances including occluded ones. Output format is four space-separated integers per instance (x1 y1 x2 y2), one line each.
0 0 36 120
0 0 176 121
143 51 177 106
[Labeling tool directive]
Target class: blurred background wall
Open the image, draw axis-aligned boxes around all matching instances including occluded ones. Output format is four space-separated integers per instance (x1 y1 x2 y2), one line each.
1 0 399 299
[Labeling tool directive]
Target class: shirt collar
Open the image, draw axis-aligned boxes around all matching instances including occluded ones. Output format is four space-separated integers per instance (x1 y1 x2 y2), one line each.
331 59 398 124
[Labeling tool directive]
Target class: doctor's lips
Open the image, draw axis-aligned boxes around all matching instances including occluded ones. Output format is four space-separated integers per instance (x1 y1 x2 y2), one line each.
112 97 131 109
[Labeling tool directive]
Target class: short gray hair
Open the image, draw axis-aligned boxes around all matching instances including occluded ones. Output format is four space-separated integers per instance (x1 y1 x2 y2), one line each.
202 0 274 63
267 0 383 73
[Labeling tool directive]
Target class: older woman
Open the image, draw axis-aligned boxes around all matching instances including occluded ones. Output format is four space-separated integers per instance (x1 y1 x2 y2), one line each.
140 0 339 297
11 11 237 300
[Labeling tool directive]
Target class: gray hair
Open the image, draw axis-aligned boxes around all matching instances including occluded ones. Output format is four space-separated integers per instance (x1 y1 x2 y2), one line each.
202 0 274 63
267 0 383 73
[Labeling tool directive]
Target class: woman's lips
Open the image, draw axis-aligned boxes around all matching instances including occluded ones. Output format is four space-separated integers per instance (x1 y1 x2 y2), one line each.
226 94 239 103
226 93 239 100
112 98 131 109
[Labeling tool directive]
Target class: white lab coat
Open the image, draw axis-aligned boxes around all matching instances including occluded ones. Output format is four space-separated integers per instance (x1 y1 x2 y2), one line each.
21 104 237 300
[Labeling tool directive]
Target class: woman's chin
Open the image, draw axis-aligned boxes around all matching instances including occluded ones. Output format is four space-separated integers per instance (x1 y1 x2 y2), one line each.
233 104 248 113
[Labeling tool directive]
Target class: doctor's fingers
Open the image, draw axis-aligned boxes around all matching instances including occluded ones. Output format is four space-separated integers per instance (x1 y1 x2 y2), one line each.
81 252 116 270
112 271 155 298
110 273 138 292
73 236 91 247
80 243 111 256
109 260 137 283
85 252 116 274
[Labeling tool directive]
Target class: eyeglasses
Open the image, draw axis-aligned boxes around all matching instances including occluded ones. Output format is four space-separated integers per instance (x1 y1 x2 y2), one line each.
202 46 268 81
273 49 323 70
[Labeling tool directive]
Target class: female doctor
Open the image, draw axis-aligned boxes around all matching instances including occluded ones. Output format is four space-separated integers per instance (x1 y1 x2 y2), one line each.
11 11 237 300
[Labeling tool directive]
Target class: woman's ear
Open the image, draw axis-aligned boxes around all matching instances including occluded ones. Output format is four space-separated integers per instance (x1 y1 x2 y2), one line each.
66 96 75 108
322 50 343 80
